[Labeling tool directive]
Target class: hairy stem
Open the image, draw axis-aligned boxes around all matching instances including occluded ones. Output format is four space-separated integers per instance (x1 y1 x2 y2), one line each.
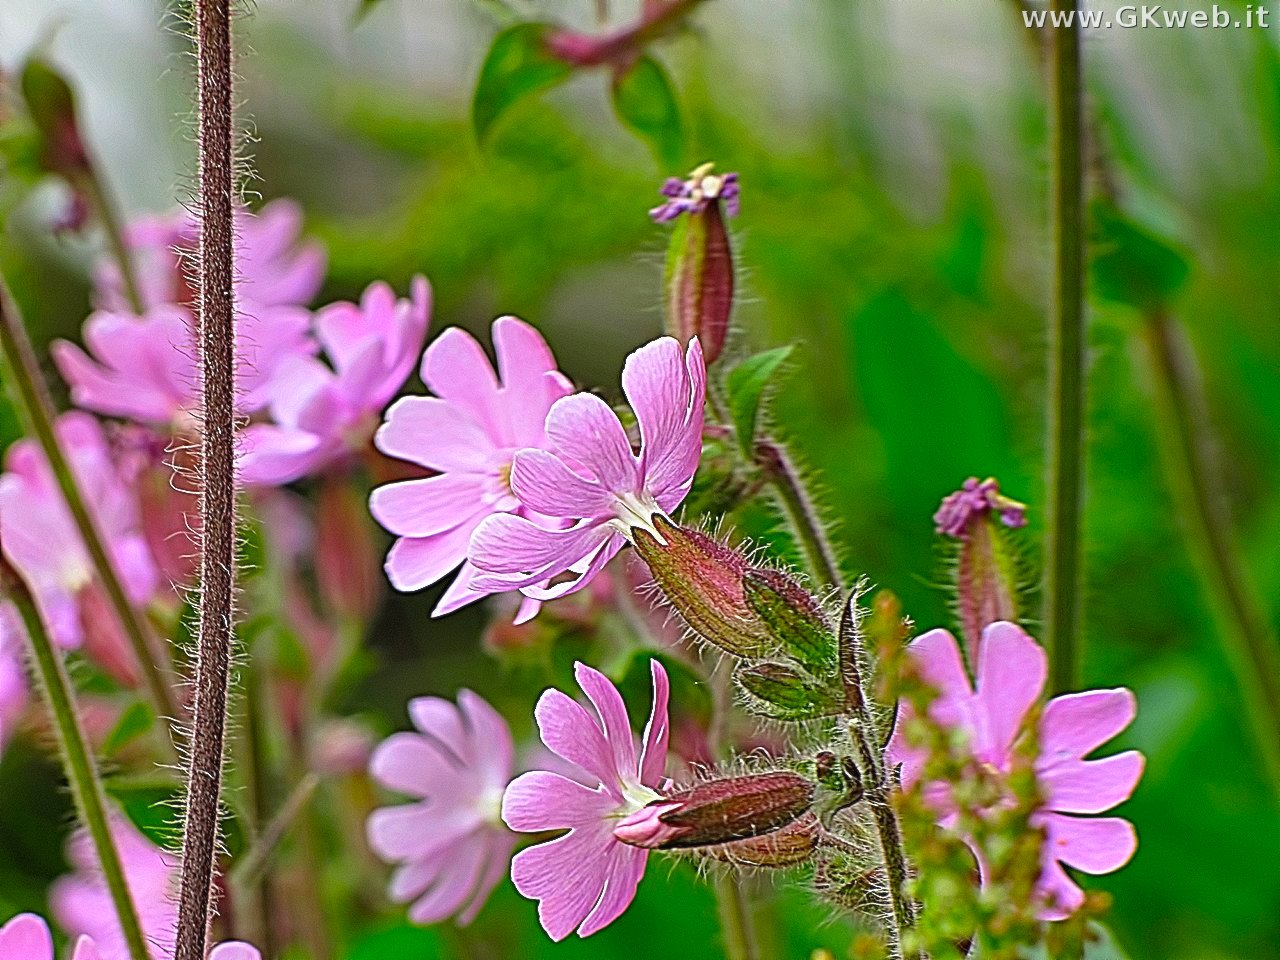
1140 314 1280 796
0 553 152 960
754 440 844 590
1042 0 1087 692
0 278 181 744
714 872 759 960
174 1 238 958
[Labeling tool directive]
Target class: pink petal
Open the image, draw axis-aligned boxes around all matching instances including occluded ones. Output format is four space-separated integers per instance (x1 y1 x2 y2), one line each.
532 689 620 797
1040 751 1144 815
458 689 515 787
576 842 648 937
509 450 614 518
369 732 466 797
407 697 468 753
1040 688 1137 763
376 396 492 473
904 628 975 737
1037 856 1086 921
421 328 502 436
370 475 488 538
366 803 483 864
510 824 628 942
0 913 54 960
383 521 478 592
405 835 489 925
973 621 1046 762
208 943 263 960
492 316 573 440
502 771 618 831
639 659 670 786
622 337 705 505
457 830 515 925
468 515 612 587
1042 813 1138 875
574 662 638 781
544 393 638 493
237 424 325 487
516 535 622 603
431 561 492 618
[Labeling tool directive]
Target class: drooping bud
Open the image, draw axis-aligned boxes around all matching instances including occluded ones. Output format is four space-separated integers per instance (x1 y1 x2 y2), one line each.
934 477 1026 656
614 771 816 850
742 570 836 673
699 814 820 868
736 662 842 721
20 59 90 176
632 517 770 657
653 163 739 365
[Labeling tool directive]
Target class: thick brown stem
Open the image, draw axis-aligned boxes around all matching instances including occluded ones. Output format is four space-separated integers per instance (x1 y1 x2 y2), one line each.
174 2 238 959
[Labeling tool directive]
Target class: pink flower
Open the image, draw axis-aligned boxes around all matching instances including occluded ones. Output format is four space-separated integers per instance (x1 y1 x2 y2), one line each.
469 336 705 604
0 912 257 960
51 816 177 960
367 690 517 926
0 412 156 651
239 278 431 485
886 621 1144 920
502 660 670 940
0 643 26 749
53 301 315 428
369 317 574 623
94 199 325 312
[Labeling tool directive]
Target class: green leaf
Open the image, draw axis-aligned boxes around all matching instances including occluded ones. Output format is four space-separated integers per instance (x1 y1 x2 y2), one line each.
345 922 443 960
473 23 574 143
101 701 155 757
1091 200 1190 311
610 55 684 169
726 345 794 457
736 662 841 720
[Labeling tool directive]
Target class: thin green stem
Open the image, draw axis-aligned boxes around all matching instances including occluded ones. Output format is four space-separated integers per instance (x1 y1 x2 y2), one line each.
230 773 319 891
714 872 759 960
1140 314 1280 797
1042 0 1087 693
753 440 844 591
0 553 151 960
0 278 181 745
77 170 145 315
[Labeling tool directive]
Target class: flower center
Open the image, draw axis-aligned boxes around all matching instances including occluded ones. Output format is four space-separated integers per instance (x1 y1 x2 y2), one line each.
610 491 666 542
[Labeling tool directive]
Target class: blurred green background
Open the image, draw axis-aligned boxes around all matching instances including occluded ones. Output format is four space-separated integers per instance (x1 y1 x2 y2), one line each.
1 1 1279 957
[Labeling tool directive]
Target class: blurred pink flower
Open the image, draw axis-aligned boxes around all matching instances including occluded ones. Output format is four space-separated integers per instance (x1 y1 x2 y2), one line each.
502 660 670 940
0 412 156 651
470 336 705 604
0 643 26 750
94 199 325 312
239 278 431 485
52 301 314 428
886 621 1144 920
0 912 257 960
367 690 517 926
51 815 177 960
369 317 573 623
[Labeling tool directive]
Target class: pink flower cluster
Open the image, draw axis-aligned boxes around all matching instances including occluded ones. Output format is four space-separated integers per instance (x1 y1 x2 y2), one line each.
370 328 706 622
887 621 1144 919
0 914 256 960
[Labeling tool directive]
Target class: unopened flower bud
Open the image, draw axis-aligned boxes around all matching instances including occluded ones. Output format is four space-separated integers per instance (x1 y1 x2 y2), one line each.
20 59 90 176
614 771 816 850
935 477 1025 655
653 163 739 365
316 477 382 623
742 570 836 673
700 814 820 868
737 662 841 721
632 517 771 657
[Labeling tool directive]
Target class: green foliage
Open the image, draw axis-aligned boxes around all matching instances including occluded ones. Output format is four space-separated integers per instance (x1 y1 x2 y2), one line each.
725 345 794 457
100 701 155 758
610 56 684 170
472 24 574 144
1091 201 1191 311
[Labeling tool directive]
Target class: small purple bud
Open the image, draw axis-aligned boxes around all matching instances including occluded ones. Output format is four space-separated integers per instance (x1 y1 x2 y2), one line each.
655 163 739 364
614 772 816 851
934 476 1027 539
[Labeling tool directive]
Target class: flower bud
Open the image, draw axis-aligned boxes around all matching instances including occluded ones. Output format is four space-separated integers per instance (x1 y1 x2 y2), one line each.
742 570 836 673
934 477 1026 655
614 771 816 850
653 164 739 365
632 517 771 657
20 59 90 176
316 477 382 624
737 662 842 721
700 814 820 868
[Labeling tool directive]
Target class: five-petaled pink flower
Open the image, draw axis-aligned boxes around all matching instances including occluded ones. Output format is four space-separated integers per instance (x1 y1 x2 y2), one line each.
0 912 259 960
239 278 432 485
502 660 670 940
52 301 315 429
0 412 157 651
369 317 574 623
886 621 1144 920
51 816 180 960
469 336 705 605
367 690 517 926
93 199 325 312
